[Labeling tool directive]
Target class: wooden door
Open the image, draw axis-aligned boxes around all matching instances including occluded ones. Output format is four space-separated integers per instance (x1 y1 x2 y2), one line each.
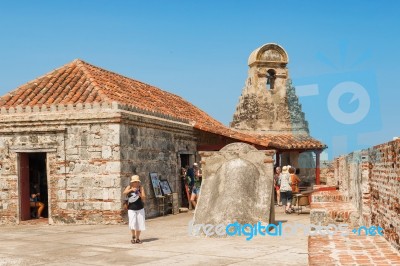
19 153 31 221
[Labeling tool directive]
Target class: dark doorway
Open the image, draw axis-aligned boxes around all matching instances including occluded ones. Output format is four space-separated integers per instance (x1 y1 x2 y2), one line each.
180 154 190 208
19 153 48 221
180 154 190 169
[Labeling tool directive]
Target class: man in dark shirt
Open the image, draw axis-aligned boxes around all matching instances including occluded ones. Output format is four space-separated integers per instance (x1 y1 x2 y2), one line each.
186 165 195 189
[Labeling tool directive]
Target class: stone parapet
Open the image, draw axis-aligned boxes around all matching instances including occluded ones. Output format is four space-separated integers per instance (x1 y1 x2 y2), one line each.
0 101 190 125
310 201 360 228
331 138 400 252
311 190 348 203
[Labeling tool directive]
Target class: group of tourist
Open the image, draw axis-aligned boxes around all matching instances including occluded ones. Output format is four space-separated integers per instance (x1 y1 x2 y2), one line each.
274 165 301 214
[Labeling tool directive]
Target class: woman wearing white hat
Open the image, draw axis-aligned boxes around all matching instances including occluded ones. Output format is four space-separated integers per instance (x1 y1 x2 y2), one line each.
279 166 293 214
123 175 146 244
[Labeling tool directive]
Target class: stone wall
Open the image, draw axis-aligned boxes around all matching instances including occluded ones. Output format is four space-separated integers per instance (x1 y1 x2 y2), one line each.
54 123 122 224
120 119 196 218
0 103 197 224
320 160 335 186
369 140 400 251
0 112 122 224
333 139 400 251
0 132 65 224
0 126 122 224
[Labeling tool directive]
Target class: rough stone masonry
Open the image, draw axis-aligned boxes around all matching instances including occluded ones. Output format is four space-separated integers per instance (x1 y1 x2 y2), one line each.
191 142 275 236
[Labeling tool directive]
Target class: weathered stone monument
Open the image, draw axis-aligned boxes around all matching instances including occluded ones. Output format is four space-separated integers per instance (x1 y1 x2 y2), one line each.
191 143 275 236
231 43 320 184
231 43 308 134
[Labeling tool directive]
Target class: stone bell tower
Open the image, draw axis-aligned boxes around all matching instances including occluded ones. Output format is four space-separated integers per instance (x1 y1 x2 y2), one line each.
230 43 309 135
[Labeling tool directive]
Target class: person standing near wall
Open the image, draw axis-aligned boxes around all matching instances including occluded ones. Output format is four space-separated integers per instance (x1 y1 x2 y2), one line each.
274 167 282 206
289 167 301 210
190 163 202 210
186 164 195 192
279 166 293 214
123 175 146 244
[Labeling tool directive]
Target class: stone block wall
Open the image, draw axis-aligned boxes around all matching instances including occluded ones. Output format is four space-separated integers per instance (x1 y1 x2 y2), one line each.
0 122 122 224
0 102 200 224
120 122 196 218
0 132 65 224
333 139 400 251
335 151 371 226
320 160 335 186
52 123 122 224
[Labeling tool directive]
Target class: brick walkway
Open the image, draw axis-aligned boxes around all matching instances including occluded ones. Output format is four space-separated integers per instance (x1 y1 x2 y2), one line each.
308 189 400 265
309 233 400 265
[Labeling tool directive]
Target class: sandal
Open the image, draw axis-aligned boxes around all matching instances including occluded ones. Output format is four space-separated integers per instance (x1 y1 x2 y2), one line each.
131 237 136 244
136 239 142 244
285 210 292 214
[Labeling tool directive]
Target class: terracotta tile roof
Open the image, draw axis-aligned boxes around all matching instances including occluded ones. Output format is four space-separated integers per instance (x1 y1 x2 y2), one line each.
256 133 327 150
0 59 272 148
0 59 326 150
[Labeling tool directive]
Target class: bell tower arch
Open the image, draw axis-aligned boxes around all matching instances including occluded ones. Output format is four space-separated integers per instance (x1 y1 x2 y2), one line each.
231 43 309 134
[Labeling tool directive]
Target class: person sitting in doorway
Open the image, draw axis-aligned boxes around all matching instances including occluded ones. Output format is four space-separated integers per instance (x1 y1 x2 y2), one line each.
30 184 45 218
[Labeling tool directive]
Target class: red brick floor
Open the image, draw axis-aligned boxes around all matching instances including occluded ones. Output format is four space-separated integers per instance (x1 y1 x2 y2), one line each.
309 232 400 265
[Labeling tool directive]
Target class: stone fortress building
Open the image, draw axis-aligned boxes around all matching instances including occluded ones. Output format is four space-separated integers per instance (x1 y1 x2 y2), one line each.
0 44 325 225
0 59 276 225
231 43 326 184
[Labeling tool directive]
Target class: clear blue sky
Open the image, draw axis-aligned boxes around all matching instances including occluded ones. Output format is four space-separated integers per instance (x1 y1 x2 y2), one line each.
1 1 399 159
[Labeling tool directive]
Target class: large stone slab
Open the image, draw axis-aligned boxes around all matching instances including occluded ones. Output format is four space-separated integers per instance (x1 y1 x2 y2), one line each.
193 142 274 236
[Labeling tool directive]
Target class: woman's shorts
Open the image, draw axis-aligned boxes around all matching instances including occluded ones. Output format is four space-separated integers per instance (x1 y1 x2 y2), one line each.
128 208 145 231
192 187 200 195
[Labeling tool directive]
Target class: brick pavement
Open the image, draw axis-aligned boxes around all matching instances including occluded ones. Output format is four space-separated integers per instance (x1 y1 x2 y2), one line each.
309 233 400 265
308 189 400 265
